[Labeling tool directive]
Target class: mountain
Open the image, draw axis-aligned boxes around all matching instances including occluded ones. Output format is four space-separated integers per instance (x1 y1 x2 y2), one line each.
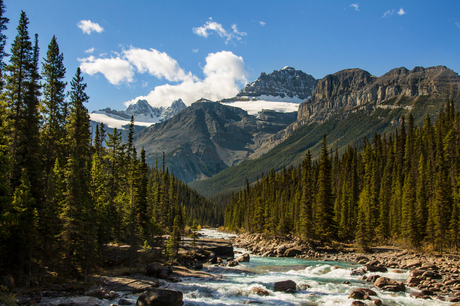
221 67 317 115
133 100 297 183
90 98 187 129
237 66 317 100
298 66 460 124
189 65 460 197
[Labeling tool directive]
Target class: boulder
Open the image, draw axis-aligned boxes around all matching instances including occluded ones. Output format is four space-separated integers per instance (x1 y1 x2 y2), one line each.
373 299 383 306
136 289 183 306
350 268 366 276
348 288 376 300
351 301 366 306
250 286 269 296
283 247 303 257
366 275 380 283
235 253 250 263
405 259 422 268
274 280 296 292
366 264 388 273
145 263 165 278
276 245 287 256
227 260 239 267
374 277 405 292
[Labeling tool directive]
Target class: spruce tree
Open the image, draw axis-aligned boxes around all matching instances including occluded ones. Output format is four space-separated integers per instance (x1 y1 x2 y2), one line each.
4 11 33 190
61 68 95 278
315 135 335 240
41 35 67 177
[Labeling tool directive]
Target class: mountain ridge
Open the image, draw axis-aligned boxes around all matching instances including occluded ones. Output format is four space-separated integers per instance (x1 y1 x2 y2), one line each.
189 65 460 197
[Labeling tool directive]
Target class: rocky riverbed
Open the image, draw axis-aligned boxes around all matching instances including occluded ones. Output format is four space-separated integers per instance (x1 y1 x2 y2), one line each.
233 232 460 304
7 229 460 305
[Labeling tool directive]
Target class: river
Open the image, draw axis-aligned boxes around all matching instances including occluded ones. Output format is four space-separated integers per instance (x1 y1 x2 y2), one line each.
167 228 448 306
40 229 449 306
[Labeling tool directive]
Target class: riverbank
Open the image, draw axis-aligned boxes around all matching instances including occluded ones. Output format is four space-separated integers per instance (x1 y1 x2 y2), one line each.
233 232 460 303
6 229 460 305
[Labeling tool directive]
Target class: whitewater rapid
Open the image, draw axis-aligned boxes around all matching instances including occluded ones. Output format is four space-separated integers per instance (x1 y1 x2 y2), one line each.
169 228 449 306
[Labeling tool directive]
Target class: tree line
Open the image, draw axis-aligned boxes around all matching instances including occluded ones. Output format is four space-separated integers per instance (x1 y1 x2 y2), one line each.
0 4 223 284
225 100 460 254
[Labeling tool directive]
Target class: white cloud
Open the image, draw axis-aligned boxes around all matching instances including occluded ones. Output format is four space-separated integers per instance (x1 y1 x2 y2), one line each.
77 20 104 34
382 9 394 18
79 55 134 85
123 47 194 82
260 21 266 26
193 18 247 45
84 47 95 54
383 8 406 18
457 22 460 29
124 51 248 108
350 3 359 11
192 48 199 53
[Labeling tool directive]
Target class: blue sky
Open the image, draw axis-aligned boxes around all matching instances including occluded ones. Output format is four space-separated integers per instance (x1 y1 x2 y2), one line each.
4 0 460 112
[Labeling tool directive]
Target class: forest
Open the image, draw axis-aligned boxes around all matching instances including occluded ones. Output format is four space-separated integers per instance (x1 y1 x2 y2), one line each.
0 4 223 284
225 100 460 255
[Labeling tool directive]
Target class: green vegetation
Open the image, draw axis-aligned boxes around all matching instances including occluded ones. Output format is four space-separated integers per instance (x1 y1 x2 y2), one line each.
0 5 223 286
225 101 460 253
190 96 459 198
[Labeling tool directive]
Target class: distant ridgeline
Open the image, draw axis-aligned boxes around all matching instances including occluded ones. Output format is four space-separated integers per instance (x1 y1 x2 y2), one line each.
225 100 460 253
190 66 460 197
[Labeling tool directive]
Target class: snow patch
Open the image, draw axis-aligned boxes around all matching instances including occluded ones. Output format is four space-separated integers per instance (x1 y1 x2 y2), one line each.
222 100 299 115
89 113 155 129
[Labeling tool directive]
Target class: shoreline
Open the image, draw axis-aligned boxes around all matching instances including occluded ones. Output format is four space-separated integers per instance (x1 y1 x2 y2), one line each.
233 232 460 303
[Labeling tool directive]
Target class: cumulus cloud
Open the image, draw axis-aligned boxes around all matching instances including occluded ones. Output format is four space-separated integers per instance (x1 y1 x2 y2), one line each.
77 20 104 34
123 47 194 82
350 3 359 11
79 55 134 85
193 18 247 44
124 51 248 108
84 47 95 54
260 21 266 26
397 8 406 15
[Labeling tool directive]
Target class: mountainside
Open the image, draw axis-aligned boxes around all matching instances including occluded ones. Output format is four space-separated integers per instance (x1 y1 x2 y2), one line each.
190 65 460 197
221 67 317 115
237 66 317 100
133 100 297 183
298 66 460 123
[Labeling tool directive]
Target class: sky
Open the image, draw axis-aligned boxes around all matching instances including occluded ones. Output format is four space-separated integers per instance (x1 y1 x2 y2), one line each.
4 0 460 112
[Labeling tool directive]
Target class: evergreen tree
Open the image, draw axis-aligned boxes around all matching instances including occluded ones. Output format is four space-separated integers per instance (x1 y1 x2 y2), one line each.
315 135 335 240
61 68 95 278
41 35 67 177
4 11 33 190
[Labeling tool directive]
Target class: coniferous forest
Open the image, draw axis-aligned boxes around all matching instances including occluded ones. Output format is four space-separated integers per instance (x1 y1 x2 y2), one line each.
225 101 460 255
0 5 223 282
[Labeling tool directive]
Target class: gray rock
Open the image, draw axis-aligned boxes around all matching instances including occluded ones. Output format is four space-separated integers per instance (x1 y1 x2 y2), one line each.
136 289 183 306
274 280 296 292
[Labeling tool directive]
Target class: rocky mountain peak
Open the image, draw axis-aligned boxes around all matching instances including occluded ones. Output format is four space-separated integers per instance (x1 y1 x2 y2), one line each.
298 65 460 123
237 67 317 100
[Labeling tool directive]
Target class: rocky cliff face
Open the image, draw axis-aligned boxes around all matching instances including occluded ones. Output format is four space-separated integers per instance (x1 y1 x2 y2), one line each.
236 66 317 100
134 101 296 183
298 66 460 123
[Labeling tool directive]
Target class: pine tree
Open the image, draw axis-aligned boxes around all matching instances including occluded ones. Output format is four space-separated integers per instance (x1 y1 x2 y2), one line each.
41 35 67 177
61 68 95 278
315 135 335 240
0 0 9 90
4 11 34 190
